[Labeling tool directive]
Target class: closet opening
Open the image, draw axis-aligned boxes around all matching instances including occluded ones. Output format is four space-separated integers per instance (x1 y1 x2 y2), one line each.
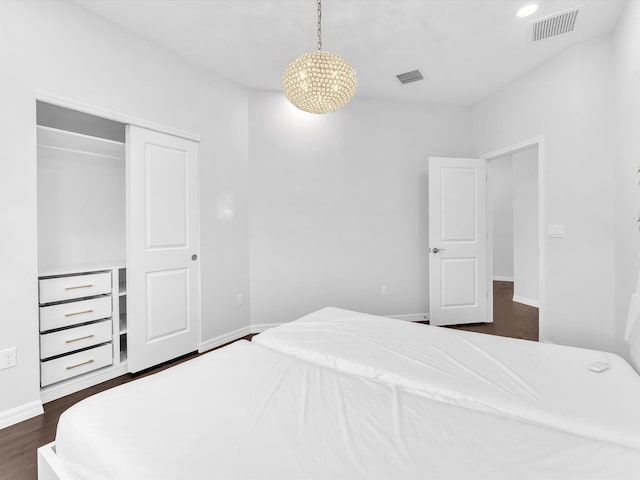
36 101 128 401
37 101 126 273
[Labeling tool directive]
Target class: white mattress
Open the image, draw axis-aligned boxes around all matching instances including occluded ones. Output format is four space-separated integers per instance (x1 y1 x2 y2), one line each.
253 307 640 450
56 340 640 479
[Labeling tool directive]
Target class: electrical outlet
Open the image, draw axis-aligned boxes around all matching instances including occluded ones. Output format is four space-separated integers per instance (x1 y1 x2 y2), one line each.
236 294 244 307
0 348 16 370
381 285 388 296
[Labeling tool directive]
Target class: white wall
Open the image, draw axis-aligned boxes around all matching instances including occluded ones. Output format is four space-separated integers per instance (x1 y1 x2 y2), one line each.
489 155 514 280
613 2 640 359
512 147 539 304
248 91 472 326
0 1 250 419
37 145 125 271
472 37 615 352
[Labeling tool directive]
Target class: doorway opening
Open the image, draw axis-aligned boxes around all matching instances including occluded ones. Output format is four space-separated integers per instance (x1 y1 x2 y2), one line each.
488 139 544 341
447 141 542 341
488 145 539 340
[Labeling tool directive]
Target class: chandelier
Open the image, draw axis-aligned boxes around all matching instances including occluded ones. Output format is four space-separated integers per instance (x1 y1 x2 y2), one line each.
282 0 357 114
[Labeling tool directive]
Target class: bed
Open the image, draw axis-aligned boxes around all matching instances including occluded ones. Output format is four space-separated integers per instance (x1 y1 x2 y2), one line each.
253 307 640 450
39 340 640 479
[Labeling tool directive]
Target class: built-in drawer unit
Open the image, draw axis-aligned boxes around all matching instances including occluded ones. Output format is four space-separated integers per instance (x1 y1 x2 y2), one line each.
40 319 113 360
40 343 113 387
39 271 112 304
39 296 112 332
38 269 117 389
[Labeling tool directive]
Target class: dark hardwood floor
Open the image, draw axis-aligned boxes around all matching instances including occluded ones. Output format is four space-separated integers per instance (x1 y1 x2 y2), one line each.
448 281 539 341
0 283 537 480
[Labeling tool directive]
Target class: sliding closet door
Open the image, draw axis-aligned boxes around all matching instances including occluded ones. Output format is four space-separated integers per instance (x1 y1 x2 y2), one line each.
126 125 200 373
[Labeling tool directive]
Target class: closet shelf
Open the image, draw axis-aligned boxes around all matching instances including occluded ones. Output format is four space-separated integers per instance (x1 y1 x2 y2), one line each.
39 261 126 278
37 125 125 160
119 314 127 335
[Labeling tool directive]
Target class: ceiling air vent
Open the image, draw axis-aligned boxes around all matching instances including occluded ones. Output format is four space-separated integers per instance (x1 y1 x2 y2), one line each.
532 9 579 42
396 69 424 85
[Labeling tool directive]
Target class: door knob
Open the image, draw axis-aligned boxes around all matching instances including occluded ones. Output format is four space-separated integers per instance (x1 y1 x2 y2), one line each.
432 247 446 254
191 254 198 261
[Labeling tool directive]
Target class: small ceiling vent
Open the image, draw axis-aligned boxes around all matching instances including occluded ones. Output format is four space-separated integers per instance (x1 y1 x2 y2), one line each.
532 9 579 42
396 69 424 85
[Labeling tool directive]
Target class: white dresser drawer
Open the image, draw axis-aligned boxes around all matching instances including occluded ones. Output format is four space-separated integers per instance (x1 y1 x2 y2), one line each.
40 319 113 359
39 272 112 304
39 296 112 332
41 343 113 387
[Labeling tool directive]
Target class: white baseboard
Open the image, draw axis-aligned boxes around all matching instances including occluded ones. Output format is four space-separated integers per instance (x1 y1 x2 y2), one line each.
0 399 43 430
493 276 514 282
199 325 252 353
387 313 430 322
40 363 128 404
250 323 284 333
199 323 285 353
512 295 540 308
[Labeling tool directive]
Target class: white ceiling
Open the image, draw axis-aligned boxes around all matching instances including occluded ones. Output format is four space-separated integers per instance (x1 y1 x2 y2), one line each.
72 0 626 106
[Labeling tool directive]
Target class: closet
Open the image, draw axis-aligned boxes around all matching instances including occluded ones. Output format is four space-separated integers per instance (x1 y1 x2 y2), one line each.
36 101 201 401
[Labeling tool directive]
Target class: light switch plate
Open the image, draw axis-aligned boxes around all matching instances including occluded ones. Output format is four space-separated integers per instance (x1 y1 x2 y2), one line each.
547 224 565 238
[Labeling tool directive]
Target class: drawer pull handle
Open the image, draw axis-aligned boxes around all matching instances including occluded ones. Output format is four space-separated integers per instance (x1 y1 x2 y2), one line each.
65 334 95 344
65 284 94 291
64 309 94 317
65 359 94 370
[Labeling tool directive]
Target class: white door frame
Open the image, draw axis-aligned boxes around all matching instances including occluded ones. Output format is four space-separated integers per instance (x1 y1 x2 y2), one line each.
481 136 545 340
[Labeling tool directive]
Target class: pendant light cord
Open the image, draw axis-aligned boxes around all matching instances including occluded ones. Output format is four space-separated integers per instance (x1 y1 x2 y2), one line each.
317 0 322 51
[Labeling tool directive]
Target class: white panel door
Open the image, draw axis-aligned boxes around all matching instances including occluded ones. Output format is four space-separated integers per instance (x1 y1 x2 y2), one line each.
127 125 200 372
428 157 490 326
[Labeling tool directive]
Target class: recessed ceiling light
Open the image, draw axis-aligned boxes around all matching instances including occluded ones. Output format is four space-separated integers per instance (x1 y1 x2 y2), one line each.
517 4 539 18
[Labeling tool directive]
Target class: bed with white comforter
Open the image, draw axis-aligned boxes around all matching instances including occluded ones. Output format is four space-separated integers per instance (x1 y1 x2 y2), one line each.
253 307 640 450
51 340 640 479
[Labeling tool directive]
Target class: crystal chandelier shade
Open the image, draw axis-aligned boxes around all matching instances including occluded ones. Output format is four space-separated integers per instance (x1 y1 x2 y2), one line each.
282 51 357 114
282 0 357 114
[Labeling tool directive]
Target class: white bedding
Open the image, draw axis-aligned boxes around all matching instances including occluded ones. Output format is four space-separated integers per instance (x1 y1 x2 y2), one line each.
253 307 640 450
56 340 640 479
